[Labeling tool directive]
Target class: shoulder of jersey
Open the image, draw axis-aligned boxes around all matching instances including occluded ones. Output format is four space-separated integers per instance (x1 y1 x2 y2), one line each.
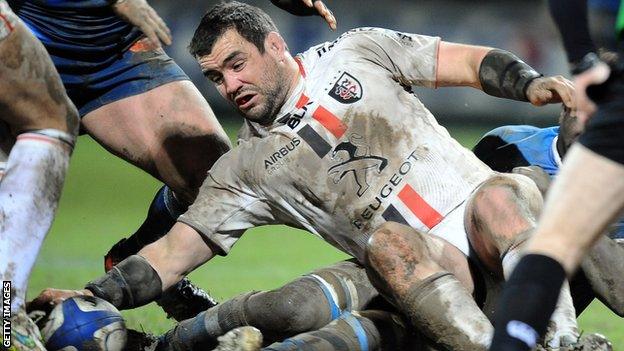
301 27 388 60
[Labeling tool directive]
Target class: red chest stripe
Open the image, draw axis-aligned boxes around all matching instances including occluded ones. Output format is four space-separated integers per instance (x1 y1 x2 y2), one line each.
398 184 443 229
313 106 347 139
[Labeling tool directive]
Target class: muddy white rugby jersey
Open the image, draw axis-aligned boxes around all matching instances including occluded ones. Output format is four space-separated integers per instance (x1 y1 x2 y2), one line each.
179 27 493 261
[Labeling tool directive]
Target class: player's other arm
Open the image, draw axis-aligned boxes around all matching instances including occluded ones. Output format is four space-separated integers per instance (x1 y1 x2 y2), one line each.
353 28 574 108
437 42 575 108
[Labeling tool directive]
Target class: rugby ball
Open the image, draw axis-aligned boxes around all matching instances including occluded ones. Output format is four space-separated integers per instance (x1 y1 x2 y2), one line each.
41 295 127 351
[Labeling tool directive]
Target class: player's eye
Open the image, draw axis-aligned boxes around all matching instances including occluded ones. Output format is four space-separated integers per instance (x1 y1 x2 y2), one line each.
209 74 224 85
232 60 246 72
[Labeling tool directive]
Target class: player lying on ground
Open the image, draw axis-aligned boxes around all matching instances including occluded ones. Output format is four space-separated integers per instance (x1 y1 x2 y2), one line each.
121 112 624 351
31 2 588 349
121 108 624 351
473 106 624 317
8 0 335 322
0 1 79 349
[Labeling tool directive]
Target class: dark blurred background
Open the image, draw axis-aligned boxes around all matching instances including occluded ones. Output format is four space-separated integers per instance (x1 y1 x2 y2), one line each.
150 0 620 127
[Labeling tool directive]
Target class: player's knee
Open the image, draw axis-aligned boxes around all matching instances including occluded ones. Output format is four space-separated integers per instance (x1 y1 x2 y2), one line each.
468 174 542 252
366 222 403 268
366 222 429 273
62 98 80 137
473 174 543 219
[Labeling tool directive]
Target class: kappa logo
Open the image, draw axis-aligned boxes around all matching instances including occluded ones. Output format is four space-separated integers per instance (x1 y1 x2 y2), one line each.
328 134 387 197
329 72 362 104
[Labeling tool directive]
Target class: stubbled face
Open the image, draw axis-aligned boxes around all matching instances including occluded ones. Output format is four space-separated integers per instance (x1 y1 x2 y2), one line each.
197 29 290 125
558 106 584 156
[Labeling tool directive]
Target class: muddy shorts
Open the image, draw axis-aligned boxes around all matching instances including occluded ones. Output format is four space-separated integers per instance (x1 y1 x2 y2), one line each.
53 39 189 117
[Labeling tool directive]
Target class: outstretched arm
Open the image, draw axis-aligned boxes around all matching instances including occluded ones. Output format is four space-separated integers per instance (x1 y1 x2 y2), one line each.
140 222 215 290
29 223 215 311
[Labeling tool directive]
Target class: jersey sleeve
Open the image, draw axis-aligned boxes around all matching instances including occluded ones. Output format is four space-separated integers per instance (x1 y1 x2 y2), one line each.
548 0 595 64
177 149 275 256
343 27 440 88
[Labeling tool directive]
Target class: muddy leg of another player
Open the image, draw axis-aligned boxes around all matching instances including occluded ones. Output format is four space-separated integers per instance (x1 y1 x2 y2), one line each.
157 261 379 350
579 235 624 316
365 222 492 351
466 174 578 347
263 310 437 351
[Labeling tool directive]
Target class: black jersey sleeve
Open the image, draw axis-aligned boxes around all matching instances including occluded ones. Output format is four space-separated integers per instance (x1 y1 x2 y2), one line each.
548 0 596 64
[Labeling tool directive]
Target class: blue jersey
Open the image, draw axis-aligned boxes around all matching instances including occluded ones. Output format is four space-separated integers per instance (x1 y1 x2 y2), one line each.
473 125 561 176
474 125 624 239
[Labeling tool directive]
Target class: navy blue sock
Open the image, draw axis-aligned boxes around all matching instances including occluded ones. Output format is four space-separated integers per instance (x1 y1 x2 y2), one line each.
106 186 187 270
489 254 566 351
130 185 187 248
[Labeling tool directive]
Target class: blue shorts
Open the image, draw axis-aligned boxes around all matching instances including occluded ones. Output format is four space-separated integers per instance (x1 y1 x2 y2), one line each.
57 40 189 117
14 1 189 117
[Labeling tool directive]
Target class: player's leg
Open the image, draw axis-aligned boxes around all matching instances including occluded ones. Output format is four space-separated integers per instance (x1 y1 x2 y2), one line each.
262 310 436 351
153 260 379 350
364 221 493 350
0 2 78 349
81 76 231 205
465 173 579 347
578 235 624 316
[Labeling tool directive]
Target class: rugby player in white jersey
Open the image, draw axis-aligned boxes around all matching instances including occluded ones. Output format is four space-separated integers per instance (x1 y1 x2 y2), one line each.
0 2 79 349
31 2 589 350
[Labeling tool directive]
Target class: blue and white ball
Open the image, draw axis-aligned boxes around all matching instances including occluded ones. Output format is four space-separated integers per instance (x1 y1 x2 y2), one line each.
41 295 127 351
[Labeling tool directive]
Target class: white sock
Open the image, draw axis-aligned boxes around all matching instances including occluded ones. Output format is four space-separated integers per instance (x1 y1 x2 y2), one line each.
0 131 73 311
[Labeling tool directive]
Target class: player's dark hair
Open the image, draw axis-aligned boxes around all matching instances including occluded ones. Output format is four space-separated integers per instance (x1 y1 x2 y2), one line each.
189 1 278 57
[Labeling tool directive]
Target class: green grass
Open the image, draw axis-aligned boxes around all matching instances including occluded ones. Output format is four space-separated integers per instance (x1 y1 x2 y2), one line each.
27 123 623 345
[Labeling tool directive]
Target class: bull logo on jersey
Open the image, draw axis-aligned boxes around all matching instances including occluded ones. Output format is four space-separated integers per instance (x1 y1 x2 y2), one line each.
329 72 362 104
328 134 388 197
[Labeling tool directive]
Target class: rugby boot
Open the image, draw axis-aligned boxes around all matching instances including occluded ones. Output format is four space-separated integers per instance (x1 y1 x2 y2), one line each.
124 329 159 351
105 238 218 321
156 278 219 321
213 327 262 351
6 310 46 351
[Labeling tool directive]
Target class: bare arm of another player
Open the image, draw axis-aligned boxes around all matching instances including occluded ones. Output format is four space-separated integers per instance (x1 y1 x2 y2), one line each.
436 42 575 108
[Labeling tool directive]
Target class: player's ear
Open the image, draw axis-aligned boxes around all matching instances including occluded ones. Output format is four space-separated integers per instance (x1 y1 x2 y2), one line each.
266 31 287 60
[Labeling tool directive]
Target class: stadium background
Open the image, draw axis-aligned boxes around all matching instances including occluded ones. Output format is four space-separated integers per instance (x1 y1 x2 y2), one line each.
28 0 623 346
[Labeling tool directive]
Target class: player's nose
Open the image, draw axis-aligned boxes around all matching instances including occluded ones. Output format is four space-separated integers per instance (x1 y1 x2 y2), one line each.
224 74 244 97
